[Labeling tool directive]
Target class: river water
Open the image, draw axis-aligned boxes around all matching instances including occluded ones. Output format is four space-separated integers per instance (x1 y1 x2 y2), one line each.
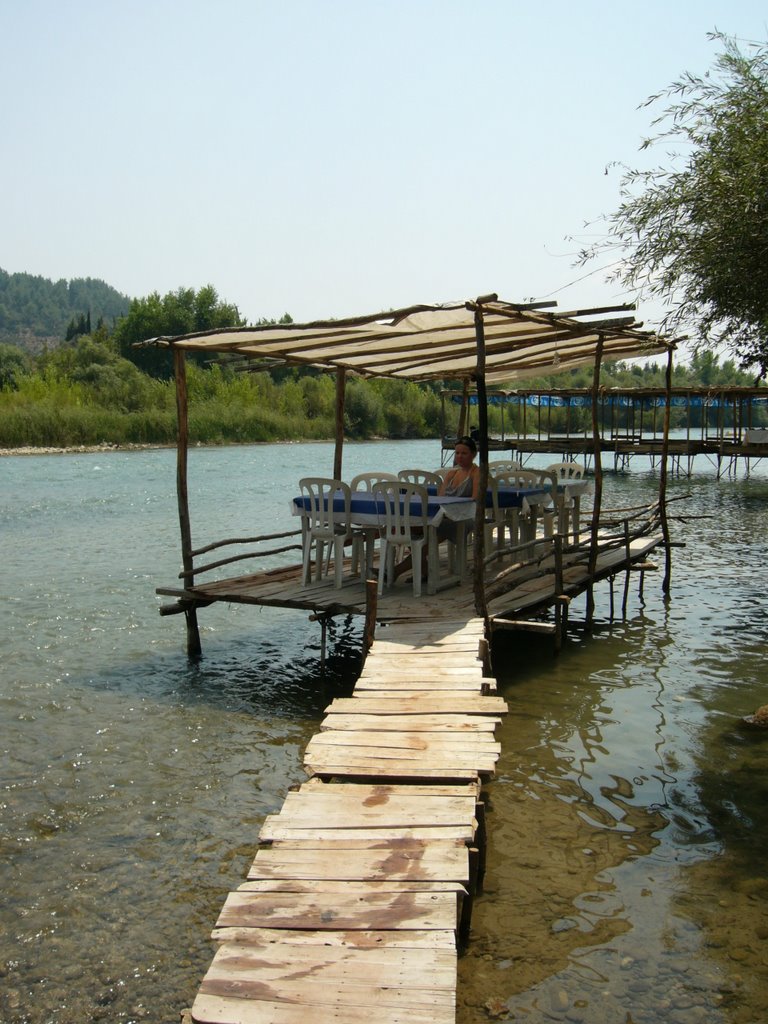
1 440 767 1024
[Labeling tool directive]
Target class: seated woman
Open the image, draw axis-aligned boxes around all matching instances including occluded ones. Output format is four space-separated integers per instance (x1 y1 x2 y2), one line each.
439 435 481 501
395 436 480 579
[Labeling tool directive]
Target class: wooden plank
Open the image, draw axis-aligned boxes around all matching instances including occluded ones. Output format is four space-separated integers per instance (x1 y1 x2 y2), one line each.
241 880 468 893
369 642 480 654
325 697 507 715
296 780 482 797
320 714 500 732
259 823 476 842
215 889 458 931
280 788 478 811
345 688 494 699
197 972 455 1009
192 992 455 1024
305 732 499 751
204 937 456 970
208 928 458 950
356 679 493 696
361 661 483 675
262 838 469 851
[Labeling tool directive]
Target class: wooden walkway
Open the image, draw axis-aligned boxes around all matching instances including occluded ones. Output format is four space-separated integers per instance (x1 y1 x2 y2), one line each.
189 618 505 1024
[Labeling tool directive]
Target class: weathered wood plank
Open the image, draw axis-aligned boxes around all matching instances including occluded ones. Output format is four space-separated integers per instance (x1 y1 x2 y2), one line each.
215 890 458 931
204 937 456 969
320 714 500 732
305 733 500 753
192 992 454 1024
241 879 468 893
208 928 458 950
325 697 507 714
259 823 476 842
296 780 481 797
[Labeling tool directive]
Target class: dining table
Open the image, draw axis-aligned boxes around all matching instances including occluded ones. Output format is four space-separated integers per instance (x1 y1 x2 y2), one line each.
292 484 554 593
291 489 478 594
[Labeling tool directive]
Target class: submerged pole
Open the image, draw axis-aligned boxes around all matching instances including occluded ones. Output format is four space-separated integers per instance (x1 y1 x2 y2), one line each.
586 335 605 626
173 347 202 660
660 348 674 594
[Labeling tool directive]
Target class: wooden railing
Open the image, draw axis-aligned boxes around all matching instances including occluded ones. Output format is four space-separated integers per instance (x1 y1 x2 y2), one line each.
179 528 303 582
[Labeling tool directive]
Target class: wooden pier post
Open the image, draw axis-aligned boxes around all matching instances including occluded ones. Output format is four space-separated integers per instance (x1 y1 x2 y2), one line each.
470 294 496 623
333 367 346 481
173 347 202 660
660 348 674 594
586 335 605 627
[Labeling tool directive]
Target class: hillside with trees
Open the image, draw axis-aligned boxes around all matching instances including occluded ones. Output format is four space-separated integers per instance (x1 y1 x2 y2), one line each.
0 268 131 353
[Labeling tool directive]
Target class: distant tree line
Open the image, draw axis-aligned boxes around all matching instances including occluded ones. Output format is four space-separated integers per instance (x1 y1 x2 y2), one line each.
0 277 763 450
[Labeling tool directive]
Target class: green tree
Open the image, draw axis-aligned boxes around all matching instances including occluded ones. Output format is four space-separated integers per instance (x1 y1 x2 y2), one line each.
0 342 31 389
578 32 768 375
113 285 245 378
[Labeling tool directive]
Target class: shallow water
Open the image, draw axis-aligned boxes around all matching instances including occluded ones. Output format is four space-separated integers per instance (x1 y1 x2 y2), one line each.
1 442 767 1023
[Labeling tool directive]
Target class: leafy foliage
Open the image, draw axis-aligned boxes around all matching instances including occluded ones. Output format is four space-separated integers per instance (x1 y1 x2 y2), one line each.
577 33 768 374
113 284 246 378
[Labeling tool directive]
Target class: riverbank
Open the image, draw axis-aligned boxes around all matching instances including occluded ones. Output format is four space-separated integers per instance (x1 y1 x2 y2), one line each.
0 443 172 456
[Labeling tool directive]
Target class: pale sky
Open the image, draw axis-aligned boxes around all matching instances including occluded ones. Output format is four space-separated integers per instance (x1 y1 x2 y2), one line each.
2 0 766 348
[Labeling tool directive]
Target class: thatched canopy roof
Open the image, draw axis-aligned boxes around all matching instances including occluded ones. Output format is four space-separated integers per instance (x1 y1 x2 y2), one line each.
139 295 675 384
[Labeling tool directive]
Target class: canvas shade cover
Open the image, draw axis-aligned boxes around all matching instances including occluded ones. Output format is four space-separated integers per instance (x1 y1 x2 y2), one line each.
136 297 676 385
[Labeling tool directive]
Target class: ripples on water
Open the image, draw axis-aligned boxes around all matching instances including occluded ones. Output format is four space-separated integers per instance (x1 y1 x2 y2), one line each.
2 445 768 1023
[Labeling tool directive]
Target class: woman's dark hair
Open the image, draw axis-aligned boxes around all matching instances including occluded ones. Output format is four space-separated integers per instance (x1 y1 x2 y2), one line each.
456 435 477 455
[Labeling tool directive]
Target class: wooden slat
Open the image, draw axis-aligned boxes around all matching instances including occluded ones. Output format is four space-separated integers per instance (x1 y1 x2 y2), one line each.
208 928 458 950
320 714 500 732
241 880 467 893
192 992 454 1024
325 697 507 714
259 823 476 842
215 890 458 931
296 781 481 797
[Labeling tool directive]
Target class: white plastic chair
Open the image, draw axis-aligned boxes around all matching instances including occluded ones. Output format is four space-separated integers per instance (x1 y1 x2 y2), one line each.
350 472 398 492
489 459 522 476
491 469 546 548
348 472 398 576
397 469 443 489
546 461 584 480
374 481 434 598
546 463 585 539
298 477 352 589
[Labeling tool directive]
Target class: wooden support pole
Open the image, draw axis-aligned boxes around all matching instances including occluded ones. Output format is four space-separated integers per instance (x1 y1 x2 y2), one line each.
660 348 673 594
586 335 605 627
333 367 346 481
470 297 494 623
173 347 202 661
362 578 377 663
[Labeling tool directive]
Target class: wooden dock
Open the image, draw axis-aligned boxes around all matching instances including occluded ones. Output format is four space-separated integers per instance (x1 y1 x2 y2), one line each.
189 618 504 1024
161 528 664 632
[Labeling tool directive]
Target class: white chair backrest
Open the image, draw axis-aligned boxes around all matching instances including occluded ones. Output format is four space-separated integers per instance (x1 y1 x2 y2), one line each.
398 468 443 488
298 477 350 534
492 469 542 491
530 469 557 497
350 471 398 492
373 481 429 543
546 461 584 480
489 460 522 475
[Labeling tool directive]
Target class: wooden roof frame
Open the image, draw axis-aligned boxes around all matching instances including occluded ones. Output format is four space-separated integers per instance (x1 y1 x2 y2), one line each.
138 294 676 385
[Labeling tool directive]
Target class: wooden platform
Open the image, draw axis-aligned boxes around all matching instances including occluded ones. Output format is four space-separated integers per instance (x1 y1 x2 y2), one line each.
160 532 664 630
189 618 503 1024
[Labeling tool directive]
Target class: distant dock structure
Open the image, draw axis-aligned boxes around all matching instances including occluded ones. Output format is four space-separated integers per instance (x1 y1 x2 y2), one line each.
441 386 768 477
